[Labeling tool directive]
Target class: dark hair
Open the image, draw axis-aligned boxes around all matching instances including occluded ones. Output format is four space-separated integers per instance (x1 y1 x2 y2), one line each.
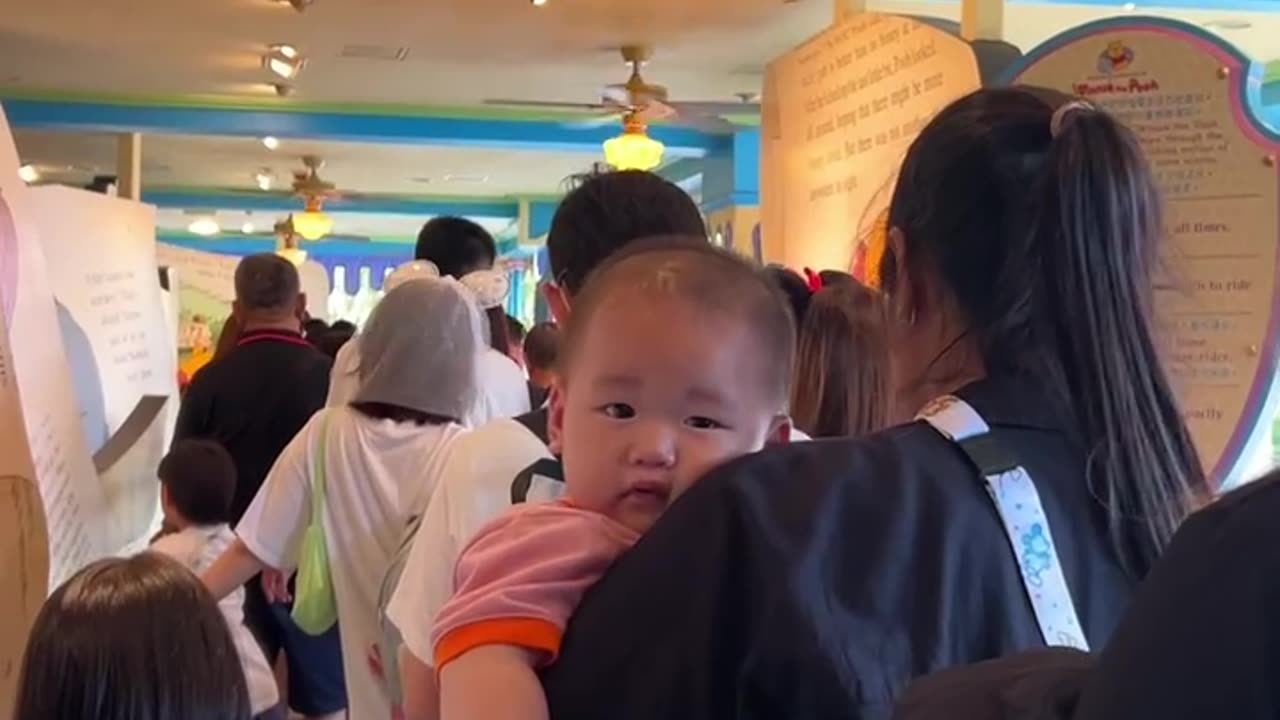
415 217 497 278
523 322 561 374
882 87 1205 570
14 554 251 720
318 322 356 359
485 306 511 355
303 318 329 347
233 254 300 313
157 440 236 526
764 266 812 332
790 282 892 438
563 236 795 408
506 315 527 345
547 170 706 294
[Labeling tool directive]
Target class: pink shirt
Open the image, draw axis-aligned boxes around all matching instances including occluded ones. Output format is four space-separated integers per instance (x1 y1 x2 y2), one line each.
430 499 639 669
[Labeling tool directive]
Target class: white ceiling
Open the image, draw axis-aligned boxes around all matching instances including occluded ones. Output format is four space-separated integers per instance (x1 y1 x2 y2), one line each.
4 0 1277 201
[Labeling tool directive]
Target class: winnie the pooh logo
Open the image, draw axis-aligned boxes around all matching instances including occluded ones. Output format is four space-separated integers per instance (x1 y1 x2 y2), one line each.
1097 41 1135 75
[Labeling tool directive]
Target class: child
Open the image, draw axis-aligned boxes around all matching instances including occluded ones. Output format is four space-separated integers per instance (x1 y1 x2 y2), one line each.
14 553 253 720
150 440 283 720
430 238 797 720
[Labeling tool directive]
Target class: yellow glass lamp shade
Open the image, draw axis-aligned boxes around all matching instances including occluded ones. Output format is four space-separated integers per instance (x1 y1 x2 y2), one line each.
292 209 333 240
604 128 665 171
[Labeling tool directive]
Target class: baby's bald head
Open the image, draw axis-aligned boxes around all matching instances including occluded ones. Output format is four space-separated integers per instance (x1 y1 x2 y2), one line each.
561 237 796 409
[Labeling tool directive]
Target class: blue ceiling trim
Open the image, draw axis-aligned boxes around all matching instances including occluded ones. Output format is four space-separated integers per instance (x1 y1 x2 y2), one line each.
143 189 518 218
157 232 415 258
2 98 723 156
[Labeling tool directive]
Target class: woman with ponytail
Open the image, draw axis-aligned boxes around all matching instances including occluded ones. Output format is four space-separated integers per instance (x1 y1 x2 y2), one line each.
539 87 1208 719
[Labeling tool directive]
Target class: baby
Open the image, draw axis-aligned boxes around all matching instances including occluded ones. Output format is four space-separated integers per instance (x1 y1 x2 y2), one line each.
430 237 797 720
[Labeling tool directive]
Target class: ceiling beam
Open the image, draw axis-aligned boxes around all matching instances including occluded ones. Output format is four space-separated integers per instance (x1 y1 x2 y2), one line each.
1 97 727 157
144 188 560 237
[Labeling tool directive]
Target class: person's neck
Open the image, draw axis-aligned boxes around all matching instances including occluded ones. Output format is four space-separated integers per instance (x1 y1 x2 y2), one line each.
239 316 300 335
899 331 986 419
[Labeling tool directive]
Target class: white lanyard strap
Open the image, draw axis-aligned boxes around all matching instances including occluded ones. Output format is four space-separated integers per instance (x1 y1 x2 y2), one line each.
917 396 1090 651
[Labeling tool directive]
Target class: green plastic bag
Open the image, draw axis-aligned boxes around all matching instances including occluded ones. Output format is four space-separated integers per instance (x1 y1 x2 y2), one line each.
292 414 337 635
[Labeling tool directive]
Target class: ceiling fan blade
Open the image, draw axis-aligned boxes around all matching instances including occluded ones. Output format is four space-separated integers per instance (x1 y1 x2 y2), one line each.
562 111 626 130
667 100 762 116
602 85 631 106
484 98 609 111
666 114 739 133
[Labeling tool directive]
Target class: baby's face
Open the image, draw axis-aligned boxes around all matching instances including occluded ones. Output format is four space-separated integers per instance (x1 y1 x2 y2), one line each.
551 292 787 535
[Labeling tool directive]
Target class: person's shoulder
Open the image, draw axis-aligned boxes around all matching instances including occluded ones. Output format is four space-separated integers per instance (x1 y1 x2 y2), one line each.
452 417 548 456
468 500 634 557
149 527 201 564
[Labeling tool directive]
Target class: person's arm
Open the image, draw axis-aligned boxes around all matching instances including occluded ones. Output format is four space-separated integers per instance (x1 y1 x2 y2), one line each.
400 646 441 720
440 646 546 720
202 538 269 600
431 504 634 720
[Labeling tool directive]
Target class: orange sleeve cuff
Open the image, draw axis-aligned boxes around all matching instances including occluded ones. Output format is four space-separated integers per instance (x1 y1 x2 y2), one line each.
434 617 562 670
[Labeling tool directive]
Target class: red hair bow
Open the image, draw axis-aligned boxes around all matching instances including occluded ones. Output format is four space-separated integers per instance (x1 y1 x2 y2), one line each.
803 267 823 293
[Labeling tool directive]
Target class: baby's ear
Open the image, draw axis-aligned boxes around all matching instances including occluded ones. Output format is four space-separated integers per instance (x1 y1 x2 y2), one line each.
766 415 793 445
547 383 567 455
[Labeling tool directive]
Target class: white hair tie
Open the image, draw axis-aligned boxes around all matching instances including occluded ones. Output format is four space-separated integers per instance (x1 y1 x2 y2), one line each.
385 260 441 291
1050 101 1095 139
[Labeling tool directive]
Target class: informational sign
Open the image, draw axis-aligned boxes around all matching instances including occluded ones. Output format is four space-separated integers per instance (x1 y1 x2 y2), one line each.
157 242 239 351
761 14 981 273
0 289 47 718
0 106 107 589
1012 19 1280 484
29 187 176 551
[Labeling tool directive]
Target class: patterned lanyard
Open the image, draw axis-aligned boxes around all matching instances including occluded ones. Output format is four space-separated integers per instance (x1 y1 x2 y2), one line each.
917 396 1090 651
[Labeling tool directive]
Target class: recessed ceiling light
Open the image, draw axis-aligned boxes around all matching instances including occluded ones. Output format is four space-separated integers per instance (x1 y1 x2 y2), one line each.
270 0 313 13
255 170 274 190
188 217 221 236
262 136 280 150
531 0 548 6
242 221 257 234
17 164 39 183
1122 2 1136 10
264 45 306 79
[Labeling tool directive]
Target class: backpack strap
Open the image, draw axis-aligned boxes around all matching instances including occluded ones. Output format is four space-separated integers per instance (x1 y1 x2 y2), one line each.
917 396 1090 651
510 457 564 504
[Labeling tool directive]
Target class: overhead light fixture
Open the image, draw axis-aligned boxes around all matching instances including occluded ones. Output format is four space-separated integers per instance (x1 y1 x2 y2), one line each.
277 246 308 265
255 169 274 190
17 164 39 183
1122 2 1136 9
603 113 665 171
531 0 548 6
188 217 221 236
264 44 306 79
292 198 333 241
271 82 295 97
262 136 280 150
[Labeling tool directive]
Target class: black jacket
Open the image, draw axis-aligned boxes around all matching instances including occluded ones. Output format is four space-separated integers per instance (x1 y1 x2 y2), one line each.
542 377 1140 719
173 329 331 522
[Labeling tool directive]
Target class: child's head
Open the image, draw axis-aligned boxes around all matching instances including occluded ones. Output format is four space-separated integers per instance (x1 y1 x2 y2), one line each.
791 281 892 438
523 322 561 388
550 237 794 534
14 553 251 720
157 439 236 529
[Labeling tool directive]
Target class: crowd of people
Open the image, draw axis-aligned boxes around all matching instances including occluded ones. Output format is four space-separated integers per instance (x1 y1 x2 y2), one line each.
12 87 1280 720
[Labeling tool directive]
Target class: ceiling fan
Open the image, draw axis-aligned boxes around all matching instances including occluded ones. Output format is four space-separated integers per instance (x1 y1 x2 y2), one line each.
484 45 760 133
289 155 343 240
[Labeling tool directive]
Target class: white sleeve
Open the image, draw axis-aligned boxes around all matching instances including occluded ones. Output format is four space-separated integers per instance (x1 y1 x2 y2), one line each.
235 416 316 571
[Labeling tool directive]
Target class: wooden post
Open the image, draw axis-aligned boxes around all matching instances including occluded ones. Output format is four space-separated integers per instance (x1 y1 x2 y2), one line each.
116 132 142 200
961 0 1004 41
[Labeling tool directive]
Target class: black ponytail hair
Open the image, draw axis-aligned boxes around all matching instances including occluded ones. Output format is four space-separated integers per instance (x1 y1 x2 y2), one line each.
882 86 1206 573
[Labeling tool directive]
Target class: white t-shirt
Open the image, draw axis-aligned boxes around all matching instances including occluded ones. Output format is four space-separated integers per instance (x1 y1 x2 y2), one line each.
151 525 279 715
327 343 530 427
236 406 465 720
472 348 531 424
386 417 558 664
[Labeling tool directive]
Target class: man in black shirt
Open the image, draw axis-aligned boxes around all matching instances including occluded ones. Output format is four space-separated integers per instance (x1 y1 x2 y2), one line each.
174 253 345 719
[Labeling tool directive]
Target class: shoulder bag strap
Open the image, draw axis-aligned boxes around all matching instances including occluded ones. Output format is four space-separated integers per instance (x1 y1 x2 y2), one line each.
917 396 1090 651
311 413 330 526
